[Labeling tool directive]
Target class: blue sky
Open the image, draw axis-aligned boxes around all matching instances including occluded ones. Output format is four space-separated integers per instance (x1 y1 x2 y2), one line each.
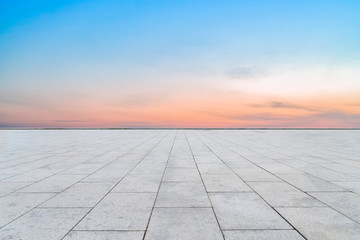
1 0 359 127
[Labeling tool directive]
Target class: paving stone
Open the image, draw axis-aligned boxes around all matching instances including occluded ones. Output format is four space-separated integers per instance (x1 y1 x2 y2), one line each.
61 164 105 175
210 192 292 229
303 167 358 182
156 181 211 207
84 156 119 164
18 174 85 192
0 181 33 197
130 164 165 175
232 167 281 182
145 208 223 240
0 192 54 227
321 163 360 174
0 208 89 240
349 173 360 180
194 155 222 164
249 182 324 207
197 163 233 174
162 168 201 181
202 174 251 192
220 158 255 168
258 163 302 173
3 168 62 182
75 193 156 230
64 230 144 240
40 182 114 207
309 192 360 222
223 230 305 240
167 159 196 168
81 166 131 182
112 174 162 192
275 173 347 192
332 181 360 194
277 207 360 240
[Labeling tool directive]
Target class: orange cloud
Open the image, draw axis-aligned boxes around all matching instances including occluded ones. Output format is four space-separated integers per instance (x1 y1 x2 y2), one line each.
1 89 359 128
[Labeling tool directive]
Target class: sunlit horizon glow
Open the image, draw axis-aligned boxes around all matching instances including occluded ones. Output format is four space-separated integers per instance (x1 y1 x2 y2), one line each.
1 0 360 128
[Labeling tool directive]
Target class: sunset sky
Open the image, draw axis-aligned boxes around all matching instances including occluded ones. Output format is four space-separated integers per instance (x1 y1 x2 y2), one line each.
1 0 359 128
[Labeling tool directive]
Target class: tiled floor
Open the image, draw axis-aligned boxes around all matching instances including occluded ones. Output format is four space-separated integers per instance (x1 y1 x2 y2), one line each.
0 130 360 240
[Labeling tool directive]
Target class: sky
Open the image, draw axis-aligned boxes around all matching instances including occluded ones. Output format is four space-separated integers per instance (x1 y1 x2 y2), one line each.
0 0 359 128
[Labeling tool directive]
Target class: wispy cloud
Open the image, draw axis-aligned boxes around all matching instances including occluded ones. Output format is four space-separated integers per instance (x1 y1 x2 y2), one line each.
250 101 317 112
225 67 266 80
228 111 360 127
269 101 304 109
315 111 360 124
54 120 89 123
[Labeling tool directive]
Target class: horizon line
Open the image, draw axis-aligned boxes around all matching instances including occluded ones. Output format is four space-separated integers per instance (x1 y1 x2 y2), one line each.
1 127 359 130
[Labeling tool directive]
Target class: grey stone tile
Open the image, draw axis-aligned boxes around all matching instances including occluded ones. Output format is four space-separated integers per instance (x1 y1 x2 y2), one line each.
197 164 233 174
332 181 360 194
322 163 360 174
84 155 118 164
156 181 211 207
145 208 223 240
0 181 33 197
309 192 360 222
75 193 156 230
0 208 89 240
220 158 255 168
112 174 162 192
258 163 302 173
42 161 79 170
64 231 144 240
81 166 131 182
130 165 165 175
277 207 360 240
224 230 305 240
61 164 105 175
18 174 85 192
0 192 54 227
194 155 222 164
349 173 360 180
277 159 318 171
162 168 201 181
210 192 291 229
3 168 62 182
233 168 281 182
304 167 358 182
167 159 196 168
41 182 114 207
202 174 251 192
276 173 347 192
0 173 15 181
249 182 324 207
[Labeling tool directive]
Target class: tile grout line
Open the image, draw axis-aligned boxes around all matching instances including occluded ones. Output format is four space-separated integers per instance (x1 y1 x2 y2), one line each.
185 131 226 240
141 131 177 240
